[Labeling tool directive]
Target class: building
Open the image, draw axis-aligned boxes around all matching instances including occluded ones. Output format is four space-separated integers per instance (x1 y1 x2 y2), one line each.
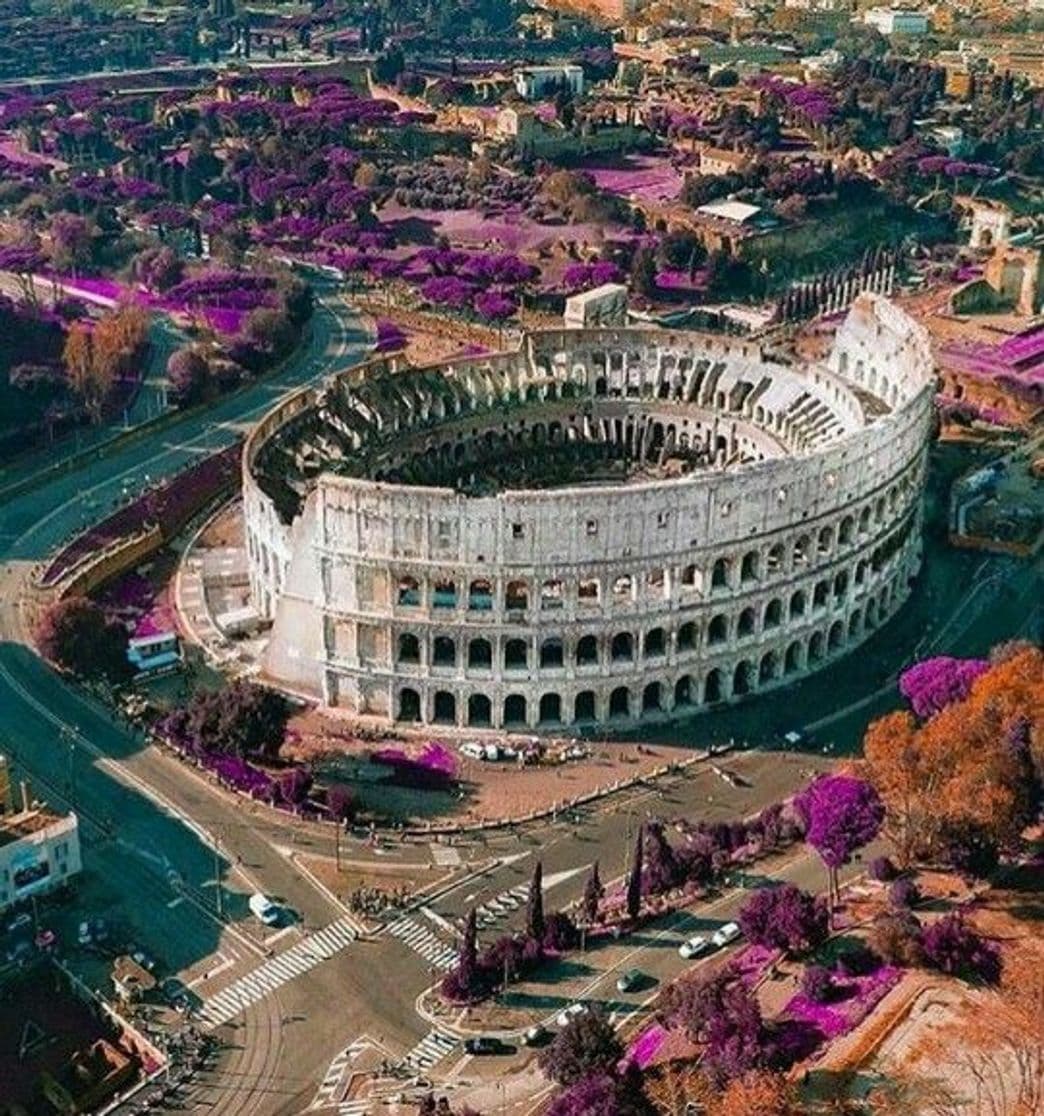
697 145 750 177
0 762 81 911
513 64 584 101
244 295 934 731
862 8 930 34
564 283 629 328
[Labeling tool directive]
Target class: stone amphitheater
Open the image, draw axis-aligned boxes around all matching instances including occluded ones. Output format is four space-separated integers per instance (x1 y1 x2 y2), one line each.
243 293 935 731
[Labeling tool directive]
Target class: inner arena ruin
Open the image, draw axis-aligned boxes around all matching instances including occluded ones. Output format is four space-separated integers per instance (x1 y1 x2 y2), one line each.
243 294 935 731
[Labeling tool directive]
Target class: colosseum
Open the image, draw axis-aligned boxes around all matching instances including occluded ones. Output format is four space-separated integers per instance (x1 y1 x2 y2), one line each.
243 293 935 731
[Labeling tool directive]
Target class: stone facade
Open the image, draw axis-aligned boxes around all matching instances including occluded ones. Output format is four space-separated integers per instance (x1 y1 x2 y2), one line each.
244 294 935 731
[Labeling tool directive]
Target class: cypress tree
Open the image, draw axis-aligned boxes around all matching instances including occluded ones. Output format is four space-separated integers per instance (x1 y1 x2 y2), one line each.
526 861 545 943
626 826 643 920
582 862 603 924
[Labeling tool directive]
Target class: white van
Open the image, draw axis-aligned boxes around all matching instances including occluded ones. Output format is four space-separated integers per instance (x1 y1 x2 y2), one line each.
249 893 281 926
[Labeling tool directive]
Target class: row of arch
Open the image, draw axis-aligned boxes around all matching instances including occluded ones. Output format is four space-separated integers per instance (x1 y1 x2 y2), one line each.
393 580 909 726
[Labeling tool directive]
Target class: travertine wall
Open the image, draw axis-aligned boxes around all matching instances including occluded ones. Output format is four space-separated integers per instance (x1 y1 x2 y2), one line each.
244 294 935 730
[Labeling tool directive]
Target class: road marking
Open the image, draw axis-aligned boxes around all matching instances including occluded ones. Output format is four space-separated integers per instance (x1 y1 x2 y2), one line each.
166 896 184 909
311 1037 370 1108
420 906 460 938
395 1030 458 1073
263 924 297 947
387 916 458 971
198 916 358 1028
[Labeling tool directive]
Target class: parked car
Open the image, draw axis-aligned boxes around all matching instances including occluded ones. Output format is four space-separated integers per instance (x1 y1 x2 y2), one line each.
615 968 645 993
248 893 281 926
522 1025 550 1047
711 922 742 949
6 912 32 935
77 921 92 946
555 1003 591 1029
464 1036 504 1055
678 935 709 959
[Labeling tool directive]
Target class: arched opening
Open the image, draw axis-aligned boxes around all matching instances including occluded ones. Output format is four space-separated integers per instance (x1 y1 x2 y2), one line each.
609 687 631 719
503 694 528 726
790 590 806 619
398 688 421 721
398 633 420 664
674 675 693 707
808 631 825 663
578 578 600 606
813 580 829 609
711 557 730 590
644 628 666 658
677 621 697 652
681 564 702 593
432 578 457 609
784 641 803 674
737 608 756 638
766 543 785 572
541 579 564 611
859 507 871 535
708 614 728 645
611 632 634 662
540 638 564 669
740 551 759 582
575 635 599 666
817 526 833 556
433 691 456 724
468 693 492 727
433 636 456 667
704 669 723 704
468 578 493 611
539 692 562 724
468 638 492 669
865 600 877 629
759 651 779 684
828 620 844 651
505 580 528 611
641 681 662 714
397 576 421 606
763 599 782 628
733 660 752 696
848 610 862 638
504 639 528 670
574 691 597 722
792 536 810 567
833 571 848 600
855 560 867 586
839 517 854 545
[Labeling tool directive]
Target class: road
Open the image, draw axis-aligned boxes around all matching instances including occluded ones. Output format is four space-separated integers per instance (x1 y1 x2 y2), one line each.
0 276 382 1116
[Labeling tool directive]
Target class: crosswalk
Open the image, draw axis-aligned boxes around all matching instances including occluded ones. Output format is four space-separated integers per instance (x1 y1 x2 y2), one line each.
473 883 529 929
199 917 358 1028
387 916 458 971
312 1038 370 1109
337 1102 372 1115
396 1030 458 1074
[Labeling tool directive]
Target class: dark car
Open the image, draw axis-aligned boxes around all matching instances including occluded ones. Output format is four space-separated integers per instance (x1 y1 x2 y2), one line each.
464 1036 504 1055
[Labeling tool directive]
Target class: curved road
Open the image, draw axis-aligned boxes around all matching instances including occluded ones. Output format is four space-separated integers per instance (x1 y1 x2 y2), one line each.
0 277 374 1115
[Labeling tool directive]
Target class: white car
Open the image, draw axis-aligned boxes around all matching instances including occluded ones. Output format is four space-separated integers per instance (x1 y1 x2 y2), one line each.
77 921 92 946
678 935 709 959
711 922 742 949
555 1003 590 1029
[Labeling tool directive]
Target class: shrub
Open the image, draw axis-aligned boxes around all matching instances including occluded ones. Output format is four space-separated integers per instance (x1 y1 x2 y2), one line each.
869 856 897 882
37 596 131 682
542 911 579 953
869 911 923 967
326 784 356 822
835 942 880 978
800 964 834 1003
889 877 920 909
539 1009 623 1086
920 915 1001 984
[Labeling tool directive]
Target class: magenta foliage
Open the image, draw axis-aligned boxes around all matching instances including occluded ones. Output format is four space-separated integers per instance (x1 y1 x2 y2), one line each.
898 656 989 719
783 964 901 1043
738 884 828 954
374 319 407 352
420 275 475 308
474 289 517 321
794 774 884 870
624 1023 665 1069
371 740 456 788
920 915 1001 983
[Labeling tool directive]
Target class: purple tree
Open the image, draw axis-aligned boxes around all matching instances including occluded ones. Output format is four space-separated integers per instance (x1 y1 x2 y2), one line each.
737 884 828 955
527 861 545 943
626 825 644 920
795 774 884 910
167 347 210 407
898 656 989 720
702 981 776 1084
539 1009 623 1086
642 820 678 897
547 1073 649 1116
326 784 355 822
581 862 603 924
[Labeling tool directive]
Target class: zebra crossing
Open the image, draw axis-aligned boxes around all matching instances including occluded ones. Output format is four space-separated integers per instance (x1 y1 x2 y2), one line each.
387 916 458 971
473 883 529 929
200 917 358 1027
312 1038 370 1108
337 1102 372 1115
396 1030 458 1074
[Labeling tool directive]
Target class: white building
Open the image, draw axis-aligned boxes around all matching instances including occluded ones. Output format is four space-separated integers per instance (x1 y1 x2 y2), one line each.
564 283 629 329
0 802 81 912
513 64 584 101
862 8 929 35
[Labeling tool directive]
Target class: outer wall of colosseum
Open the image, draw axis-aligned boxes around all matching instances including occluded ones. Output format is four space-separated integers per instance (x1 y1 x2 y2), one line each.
243 294 936 732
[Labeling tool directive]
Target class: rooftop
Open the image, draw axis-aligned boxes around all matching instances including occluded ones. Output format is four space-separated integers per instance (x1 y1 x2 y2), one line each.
0 807 68 848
